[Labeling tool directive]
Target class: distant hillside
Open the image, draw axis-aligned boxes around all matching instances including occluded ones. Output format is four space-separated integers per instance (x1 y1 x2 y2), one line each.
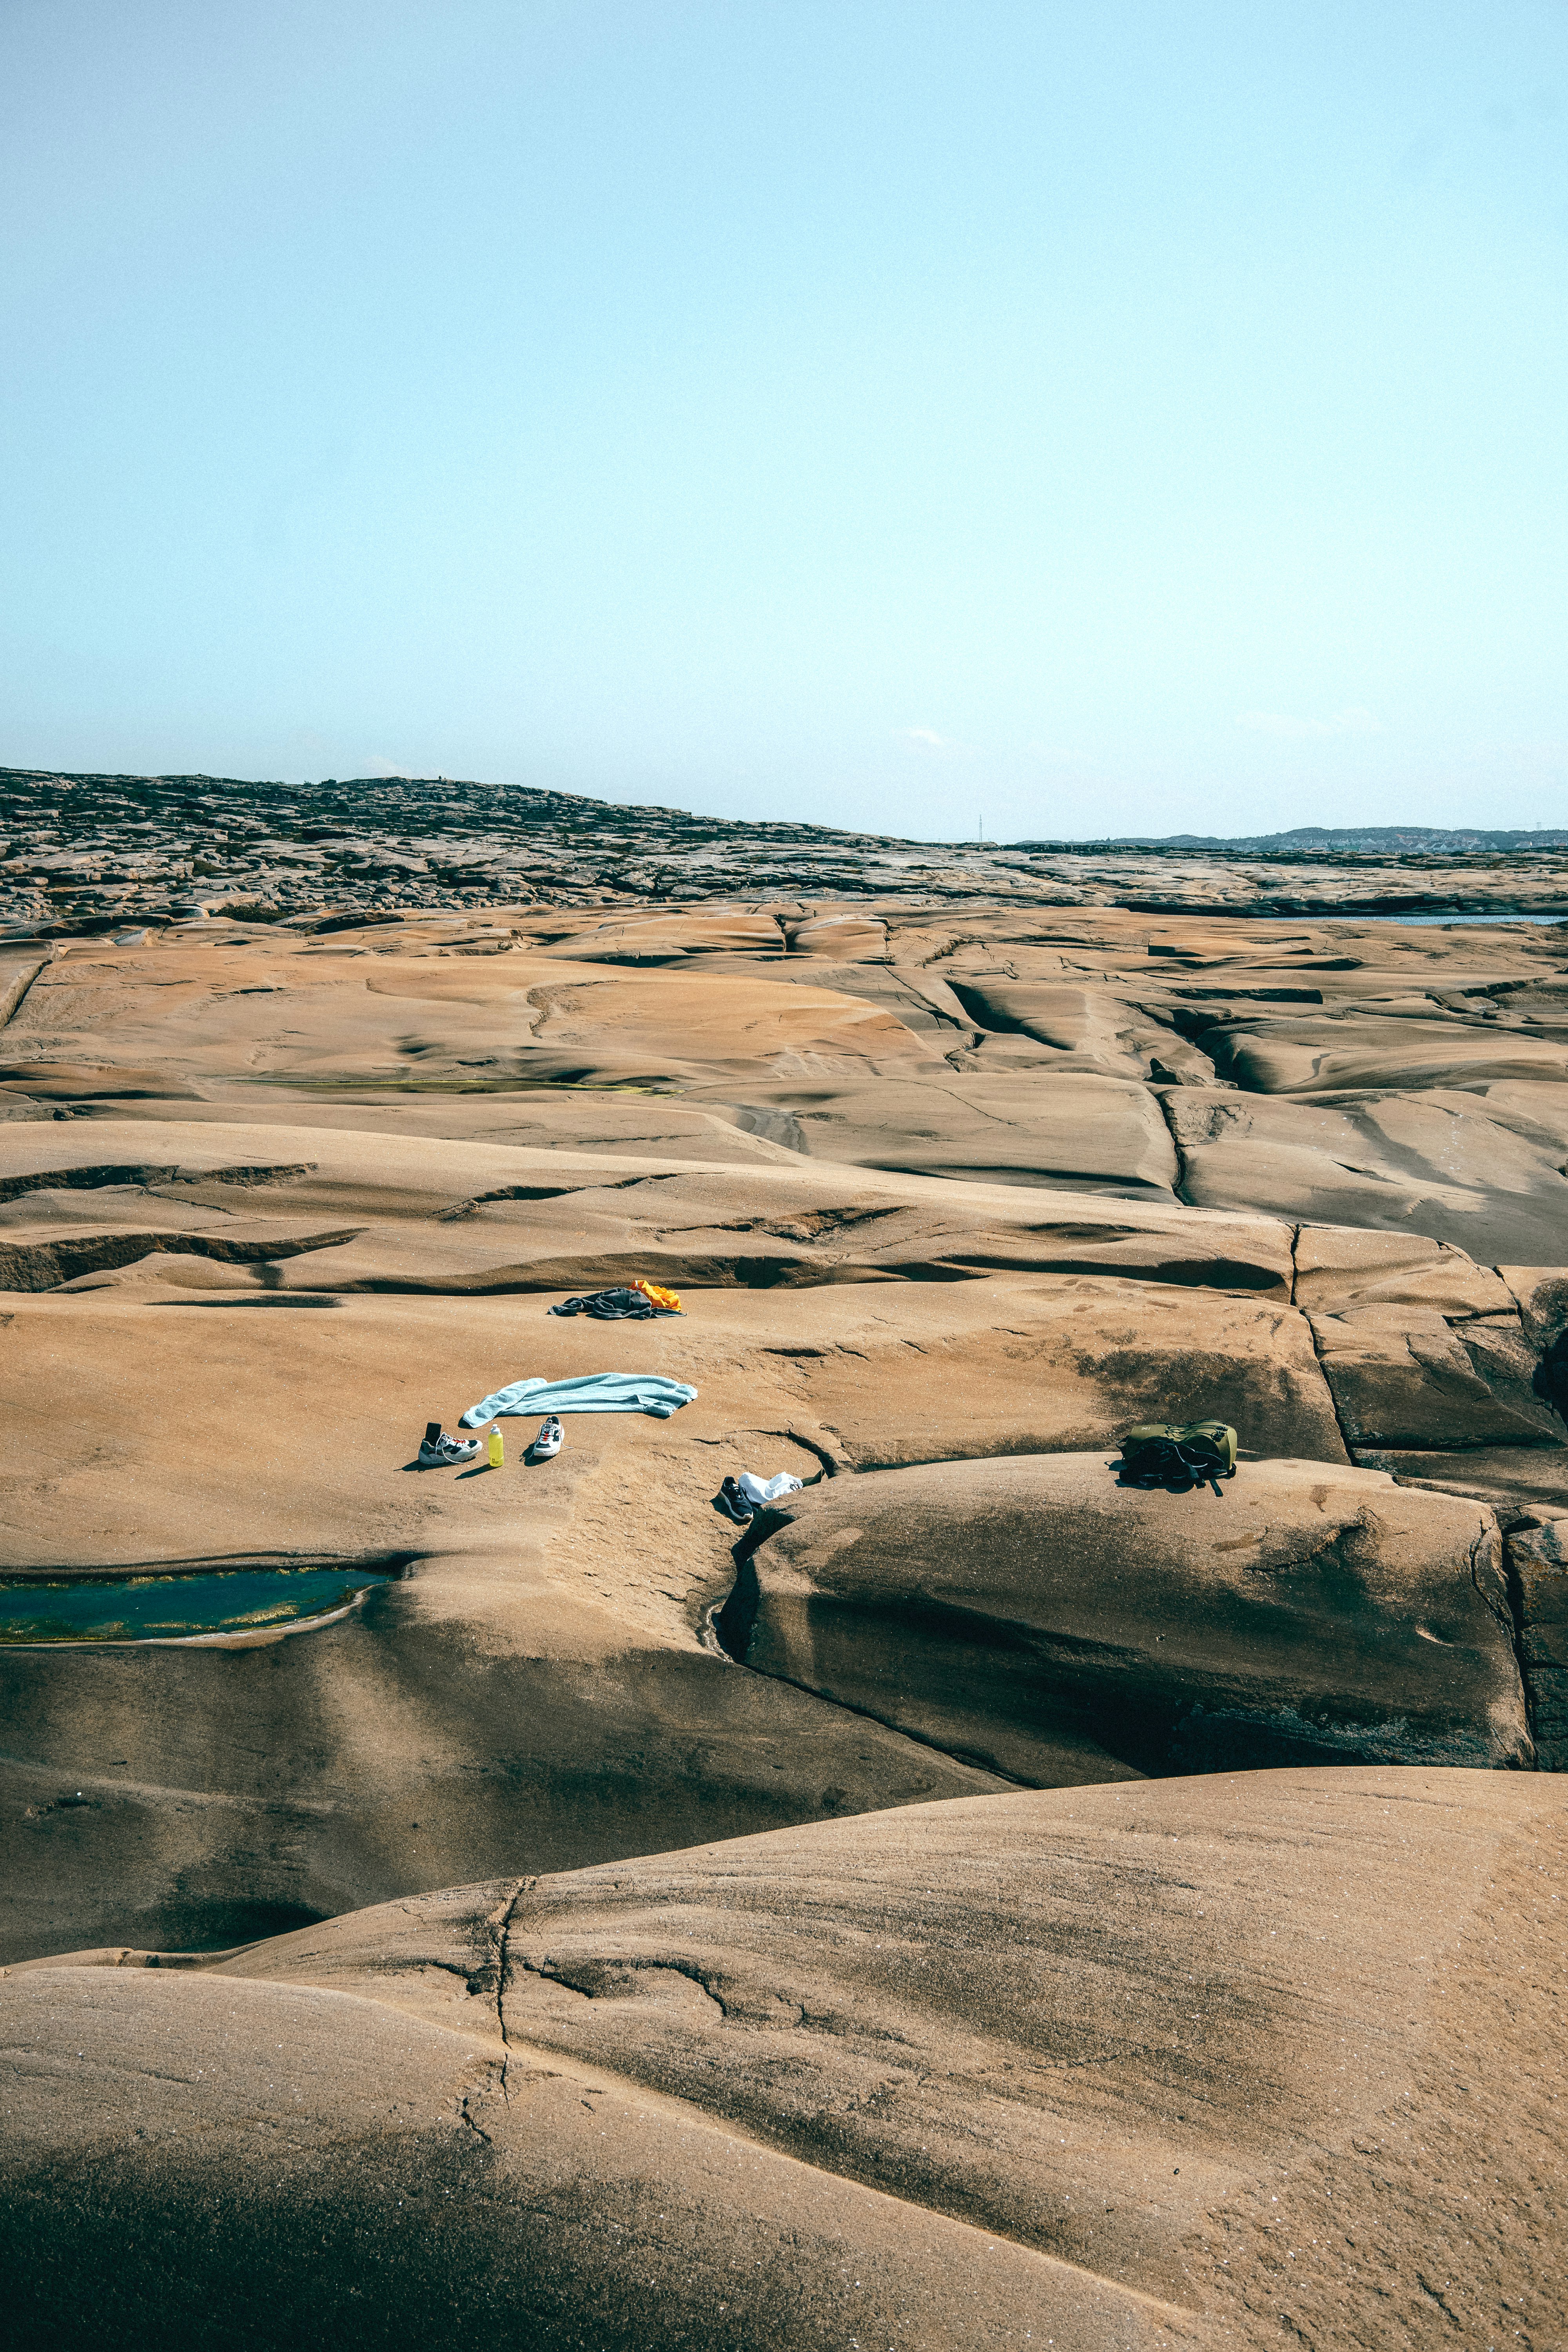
1011 825 1568 854
4 764 1566 932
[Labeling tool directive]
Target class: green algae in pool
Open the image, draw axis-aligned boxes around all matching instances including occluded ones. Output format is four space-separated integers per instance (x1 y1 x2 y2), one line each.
0 1563 397 1643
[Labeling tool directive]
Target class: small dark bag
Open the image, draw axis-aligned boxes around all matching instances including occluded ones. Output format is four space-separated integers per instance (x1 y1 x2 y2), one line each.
1117 1420 1238 1497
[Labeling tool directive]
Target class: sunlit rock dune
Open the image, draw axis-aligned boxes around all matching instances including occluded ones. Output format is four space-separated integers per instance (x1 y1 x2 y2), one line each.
5 1770 1562 2349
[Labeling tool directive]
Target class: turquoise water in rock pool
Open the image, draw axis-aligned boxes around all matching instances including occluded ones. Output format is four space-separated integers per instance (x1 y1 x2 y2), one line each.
0 1563 397 1643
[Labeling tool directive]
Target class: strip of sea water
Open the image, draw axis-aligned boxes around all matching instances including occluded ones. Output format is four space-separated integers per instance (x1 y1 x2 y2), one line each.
1353 913 1567 926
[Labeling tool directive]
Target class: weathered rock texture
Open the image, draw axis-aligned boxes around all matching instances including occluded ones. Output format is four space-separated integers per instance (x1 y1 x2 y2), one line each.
4 1768 1563 2350
6 765 1568 927
3 780 1566 2342
1508 1518 1568 1769
726 1453 1529 1782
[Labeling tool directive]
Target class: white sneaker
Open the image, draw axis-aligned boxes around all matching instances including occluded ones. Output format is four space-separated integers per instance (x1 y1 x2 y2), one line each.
527 1416 564 1462
418 1432 481 1468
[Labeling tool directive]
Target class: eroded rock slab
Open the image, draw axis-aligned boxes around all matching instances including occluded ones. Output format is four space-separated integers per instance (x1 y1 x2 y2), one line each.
1306 1307 1561 1450
1293 1223 1568 1518
728 1454 1529 1781
0 1265 1351 1958
688 1070 1181 1195
4 799 1568 2343
0 1116 1293 1294
1350 1445 1568 1524
4 1768 1563 2350
0 1608 1003 1964
746 1276 1346 1470
1168 1083 1568 1264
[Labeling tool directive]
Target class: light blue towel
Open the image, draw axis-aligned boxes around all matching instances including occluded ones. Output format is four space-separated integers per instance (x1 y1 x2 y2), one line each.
460 1372 699 1427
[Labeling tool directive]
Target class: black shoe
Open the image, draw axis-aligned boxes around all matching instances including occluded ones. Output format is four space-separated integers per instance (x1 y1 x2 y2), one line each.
715 1476 754 1526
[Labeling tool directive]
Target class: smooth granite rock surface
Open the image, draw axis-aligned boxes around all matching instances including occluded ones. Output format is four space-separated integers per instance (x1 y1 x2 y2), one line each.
3 1768 1563 2350
4 805 1566 2344
729 1453 1530 1782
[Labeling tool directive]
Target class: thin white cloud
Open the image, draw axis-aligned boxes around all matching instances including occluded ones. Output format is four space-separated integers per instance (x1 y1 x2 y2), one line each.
898 726 975 753
1234 707 1386 739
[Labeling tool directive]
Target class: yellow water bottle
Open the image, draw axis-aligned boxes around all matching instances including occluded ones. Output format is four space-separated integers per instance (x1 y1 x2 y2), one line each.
488 1424 504 1468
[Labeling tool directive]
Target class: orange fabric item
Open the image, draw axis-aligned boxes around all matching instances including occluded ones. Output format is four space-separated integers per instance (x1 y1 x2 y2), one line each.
632 1277 682 1313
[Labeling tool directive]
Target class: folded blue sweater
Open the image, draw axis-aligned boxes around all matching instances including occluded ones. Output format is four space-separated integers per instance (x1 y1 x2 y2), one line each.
460 1372 699 1426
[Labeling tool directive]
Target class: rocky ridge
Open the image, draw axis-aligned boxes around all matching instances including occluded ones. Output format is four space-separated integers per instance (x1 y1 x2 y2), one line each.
7 764 1568 927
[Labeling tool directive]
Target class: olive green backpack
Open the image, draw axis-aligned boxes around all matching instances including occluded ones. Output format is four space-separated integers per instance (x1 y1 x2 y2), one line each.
1117 1420 1238 1495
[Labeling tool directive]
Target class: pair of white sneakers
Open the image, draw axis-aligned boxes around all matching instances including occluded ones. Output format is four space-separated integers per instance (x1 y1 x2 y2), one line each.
417 1418 563 1467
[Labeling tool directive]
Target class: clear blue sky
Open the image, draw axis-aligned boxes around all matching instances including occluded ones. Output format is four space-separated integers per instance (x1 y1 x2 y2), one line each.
3 2 1564 840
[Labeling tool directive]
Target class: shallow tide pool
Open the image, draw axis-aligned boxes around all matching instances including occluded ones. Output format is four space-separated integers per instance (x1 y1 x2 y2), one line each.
0 1563 398 1644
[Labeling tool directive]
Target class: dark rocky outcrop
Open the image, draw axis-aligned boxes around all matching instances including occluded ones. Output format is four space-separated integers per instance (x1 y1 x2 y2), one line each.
6 766 1568 931
1508 1518 1568 1768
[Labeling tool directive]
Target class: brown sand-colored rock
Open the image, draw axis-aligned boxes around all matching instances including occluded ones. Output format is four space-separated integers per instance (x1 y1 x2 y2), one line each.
1167 1083 1568 1265
0 1061 203 1099
1346 1445 1568 1524
534 910 788 960
737 1276 1346 1471
0 1262 1340 1956
729 1454 1529 1781
0 1592 1004 1962
4 879 1567 2338
0 1277 1024 1959
1292 1223 1519 1318
61 1085 818 1166
661 951 975 1038
687 1069 1183 1194
1198 1012 1568 1094
3 1768 1563 2349
9 906 1568 1266
1293 1227 1568 1506
0 1115 1294 1293
1306 1307 1560 1448
2 928 941 1096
